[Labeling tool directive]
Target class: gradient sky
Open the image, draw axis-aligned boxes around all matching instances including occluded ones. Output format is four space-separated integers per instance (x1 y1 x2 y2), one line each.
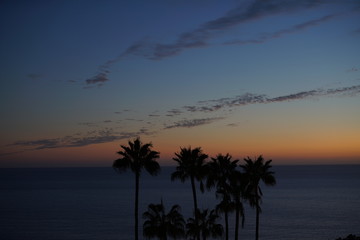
1 0 360 167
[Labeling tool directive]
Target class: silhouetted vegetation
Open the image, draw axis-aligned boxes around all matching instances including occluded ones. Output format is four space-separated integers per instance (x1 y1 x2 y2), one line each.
228 169 246 240
114 139 277 240
206 153 240 240
113 137 160 240
186 209 223 240
335 234 360 240
143 200 185 240
171 147 208 240
241 155 276 240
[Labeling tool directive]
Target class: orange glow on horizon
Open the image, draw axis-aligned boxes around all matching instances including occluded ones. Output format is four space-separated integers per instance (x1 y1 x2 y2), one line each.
1 132 359 167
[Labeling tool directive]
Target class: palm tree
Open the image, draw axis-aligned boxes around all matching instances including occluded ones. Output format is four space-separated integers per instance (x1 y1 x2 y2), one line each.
206 153 238 189
228 170 246 240
171 146 208 240
186 209 223 240
206 153 238 240
241 155 276 240
143 200 185 240
215 188 236 240
113 137 160 240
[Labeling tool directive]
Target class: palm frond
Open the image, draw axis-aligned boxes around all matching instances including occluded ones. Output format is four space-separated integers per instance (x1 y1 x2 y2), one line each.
112 157 132 173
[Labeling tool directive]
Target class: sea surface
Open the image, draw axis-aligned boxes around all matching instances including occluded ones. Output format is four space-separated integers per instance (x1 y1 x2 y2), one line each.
0 165 359 240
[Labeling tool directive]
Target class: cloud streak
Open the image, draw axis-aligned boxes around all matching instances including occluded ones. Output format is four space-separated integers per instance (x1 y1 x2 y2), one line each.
183 85 360 113
164 117 224 129
121 0 330 61
85 0 351 86
166 109 182 117
348 67 359 72
9 128 154 151
27 73 43 81
225 14 337 45
84 72 109 88
184 93 267 112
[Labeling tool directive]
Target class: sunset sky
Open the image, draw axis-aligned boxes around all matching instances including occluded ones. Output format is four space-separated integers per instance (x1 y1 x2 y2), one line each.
1 0 359 167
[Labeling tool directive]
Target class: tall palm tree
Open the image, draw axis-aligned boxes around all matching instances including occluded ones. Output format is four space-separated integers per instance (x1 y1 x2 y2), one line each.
241 155 276 240
186 209 223 240
113 137 160 240
206 153 238 190
171 146 208 240
206 153 238 240
143 200 185 240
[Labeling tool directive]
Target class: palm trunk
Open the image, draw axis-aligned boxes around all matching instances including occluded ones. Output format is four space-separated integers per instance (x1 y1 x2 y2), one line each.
224 210 229 240
235 208 239 240
255 197 259 240
190 175 200 240
235 197 240 240
255 203 260 240
190 175 198 212
135 172 140 240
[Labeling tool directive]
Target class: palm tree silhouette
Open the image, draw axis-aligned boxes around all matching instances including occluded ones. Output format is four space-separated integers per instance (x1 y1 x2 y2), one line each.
186 209 223 240
215 188 236 240
241 155 276 240
113 137 160 240
228 170 246 240
206 153 238 240
171 147 208 240
143 200 185 240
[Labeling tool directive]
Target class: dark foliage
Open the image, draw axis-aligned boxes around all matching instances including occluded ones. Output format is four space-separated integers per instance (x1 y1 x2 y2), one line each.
143 201 185 240
335 234 360 240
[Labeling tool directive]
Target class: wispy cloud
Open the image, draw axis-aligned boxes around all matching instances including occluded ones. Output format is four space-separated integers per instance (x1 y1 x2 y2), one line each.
183 85 360 113
164 117 224 129
267 90 320 102
9 128 154 151
353 28 360 34
227 123 239 127
184 93 266 112
0 150 26 157
114 109 131 114
85 0 352 86
120 0 329 61
166 109 182 117
347 67 359 72
78 122 98 127
84 72 109 88
225 14 337 45
27 73 43 81
12 138 67 150
324 85 360 96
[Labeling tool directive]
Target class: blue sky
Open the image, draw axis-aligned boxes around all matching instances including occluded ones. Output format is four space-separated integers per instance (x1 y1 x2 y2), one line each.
1 0 359 167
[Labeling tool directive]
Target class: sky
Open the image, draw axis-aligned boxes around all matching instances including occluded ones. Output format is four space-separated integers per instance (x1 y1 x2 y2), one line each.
1 0 360 167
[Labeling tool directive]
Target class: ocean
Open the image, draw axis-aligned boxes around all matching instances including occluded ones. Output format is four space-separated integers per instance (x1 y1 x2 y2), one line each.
0 165 359 240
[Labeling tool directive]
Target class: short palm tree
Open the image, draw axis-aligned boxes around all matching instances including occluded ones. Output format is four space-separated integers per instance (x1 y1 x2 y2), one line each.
228 170 246 240
241 155 276 240
143 200 185 240
215 188 236 240
171 146 208 240
206 153 238 240
113 137 160 240
186 209 223 240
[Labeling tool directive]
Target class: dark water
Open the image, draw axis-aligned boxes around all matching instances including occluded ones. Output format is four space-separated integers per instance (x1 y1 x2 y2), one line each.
0 165 359 240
